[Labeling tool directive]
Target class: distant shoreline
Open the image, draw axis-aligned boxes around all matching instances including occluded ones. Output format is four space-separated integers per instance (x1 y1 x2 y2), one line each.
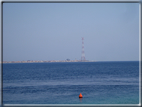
2 60 139 64
2 60 95 64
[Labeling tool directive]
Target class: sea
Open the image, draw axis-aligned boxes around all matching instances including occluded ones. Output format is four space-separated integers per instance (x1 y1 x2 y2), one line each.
2 61 140 105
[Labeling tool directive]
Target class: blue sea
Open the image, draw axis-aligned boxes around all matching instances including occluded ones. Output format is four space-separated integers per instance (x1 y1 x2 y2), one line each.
3 61 139 104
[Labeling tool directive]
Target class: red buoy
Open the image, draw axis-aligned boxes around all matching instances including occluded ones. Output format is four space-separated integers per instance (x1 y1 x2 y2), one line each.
79 93 83 98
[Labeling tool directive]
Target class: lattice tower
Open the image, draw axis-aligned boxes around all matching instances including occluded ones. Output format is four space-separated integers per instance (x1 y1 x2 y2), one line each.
81 37 86 61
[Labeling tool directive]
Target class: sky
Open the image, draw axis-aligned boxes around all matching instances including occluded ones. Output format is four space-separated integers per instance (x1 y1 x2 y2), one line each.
3 2 139 61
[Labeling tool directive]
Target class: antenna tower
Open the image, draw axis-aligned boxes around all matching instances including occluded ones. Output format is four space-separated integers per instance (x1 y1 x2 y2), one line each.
81 37 86 61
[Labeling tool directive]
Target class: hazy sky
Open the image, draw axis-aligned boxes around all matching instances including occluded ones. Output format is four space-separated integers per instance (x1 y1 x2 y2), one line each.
3 3 139 61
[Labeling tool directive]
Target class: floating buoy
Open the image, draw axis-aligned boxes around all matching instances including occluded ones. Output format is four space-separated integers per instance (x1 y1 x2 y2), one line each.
79 93 83 98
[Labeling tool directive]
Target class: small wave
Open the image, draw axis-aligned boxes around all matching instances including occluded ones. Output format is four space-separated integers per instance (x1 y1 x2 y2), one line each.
3 77 139 89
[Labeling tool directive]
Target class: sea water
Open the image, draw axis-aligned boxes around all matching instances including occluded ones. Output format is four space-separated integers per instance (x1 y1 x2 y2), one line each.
3 61 139 104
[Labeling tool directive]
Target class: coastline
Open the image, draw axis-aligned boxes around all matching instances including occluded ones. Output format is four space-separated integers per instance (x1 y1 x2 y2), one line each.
2 60 96 64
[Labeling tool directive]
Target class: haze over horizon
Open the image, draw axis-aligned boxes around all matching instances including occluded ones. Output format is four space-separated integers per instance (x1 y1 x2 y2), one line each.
3 3 139 62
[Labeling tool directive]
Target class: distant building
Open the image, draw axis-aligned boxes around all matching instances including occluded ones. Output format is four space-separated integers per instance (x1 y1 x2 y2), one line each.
66 59 70 61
